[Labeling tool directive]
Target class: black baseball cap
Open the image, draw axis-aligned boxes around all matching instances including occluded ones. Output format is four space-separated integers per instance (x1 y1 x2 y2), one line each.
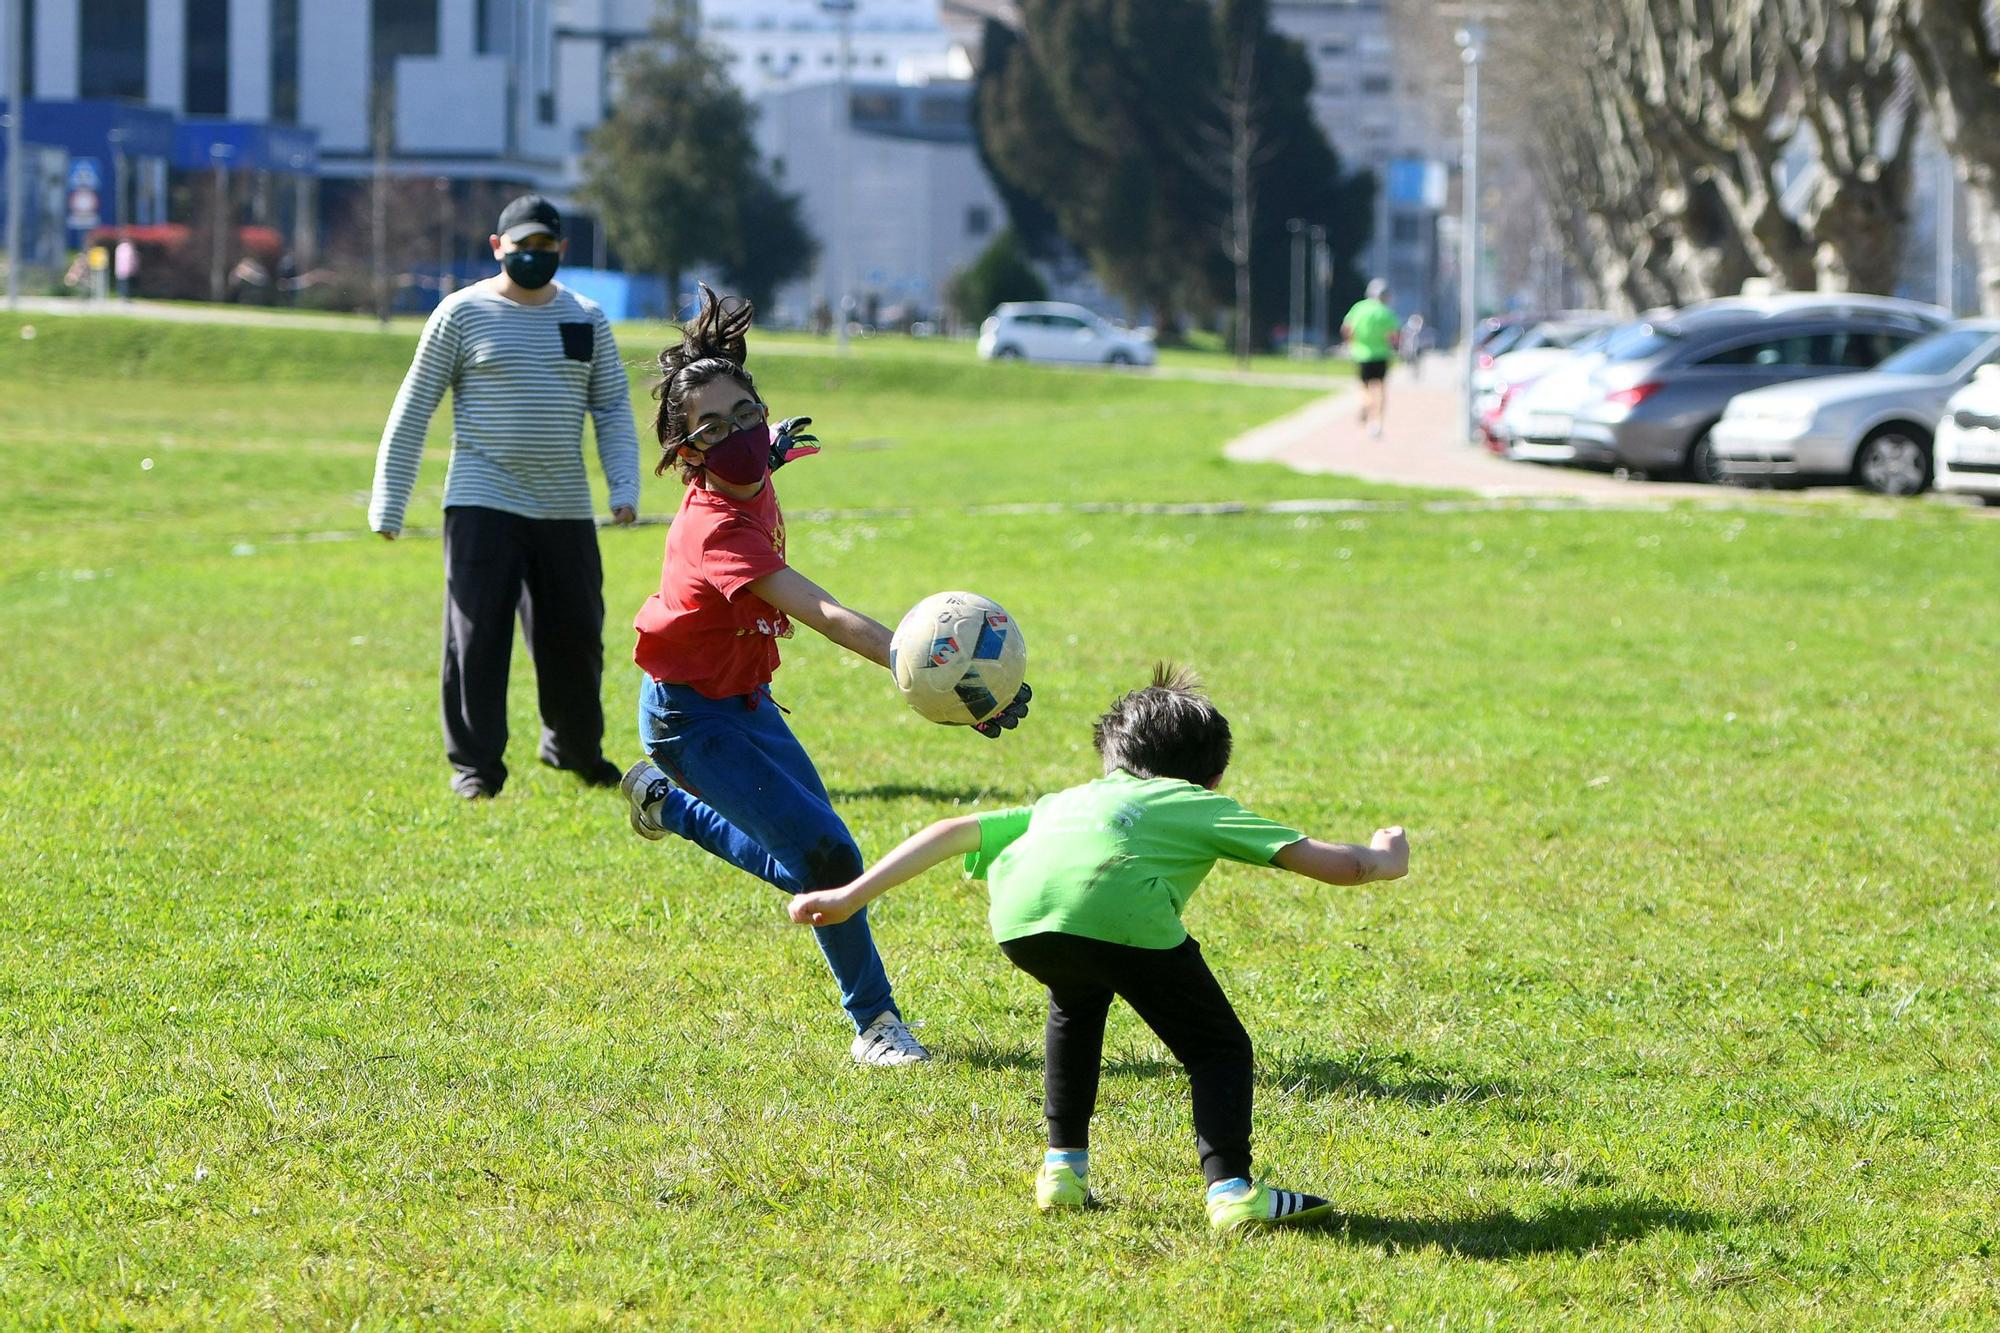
497 194 563 242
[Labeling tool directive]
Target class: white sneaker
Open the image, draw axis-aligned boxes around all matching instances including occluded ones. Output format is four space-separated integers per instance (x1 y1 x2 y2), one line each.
621 760 673 841
851 1011 931 1066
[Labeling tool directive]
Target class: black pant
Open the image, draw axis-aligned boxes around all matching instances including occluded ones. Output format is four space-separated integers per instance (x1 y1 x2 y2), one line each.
440 506 607 794
997 931 1254 1185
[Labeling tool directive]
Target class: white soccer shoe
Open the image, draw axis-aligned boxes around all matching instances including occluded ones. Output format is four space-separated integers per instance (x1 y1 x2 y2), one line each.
621 760 673 841
851 1011 931 1066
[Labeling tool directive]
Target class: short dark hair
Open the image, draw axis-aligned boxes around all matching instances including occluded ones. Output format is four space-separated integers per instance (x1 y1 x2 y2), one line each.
1092 663 1232 785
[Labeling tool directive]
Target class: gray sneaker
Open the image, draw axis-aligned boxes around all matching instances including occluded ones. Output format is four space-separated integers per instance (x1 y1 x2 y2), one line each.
851 1010 931 1066
621 760 673 841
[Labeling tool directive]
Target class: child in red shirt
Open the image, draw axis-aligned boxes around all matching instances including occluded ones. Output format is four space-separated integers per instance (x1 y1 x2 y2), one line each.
622 287 1029 1066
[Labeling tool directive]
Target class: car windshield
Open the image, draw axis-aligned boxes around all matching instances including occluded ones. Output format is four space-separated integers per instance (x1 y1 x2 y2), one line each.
1872 327 1998 376
1599 323 1680 362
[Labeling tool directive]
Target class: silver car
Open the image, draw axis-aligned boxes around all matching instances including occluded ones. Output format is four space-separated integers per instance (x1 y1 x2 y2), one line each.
1566 296 1948 481
1710 321 2000 495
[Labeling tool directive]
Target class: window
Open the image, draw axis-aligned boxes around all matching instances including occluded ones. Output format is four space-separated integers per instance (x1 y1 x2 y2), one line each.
270 0 299 122
1698 336 1816 368
21 0 34 98
79 0 148 101
966 205 991 237
372 0 439 83
1360 73 1392 95
919 96 963 126
184 0 229 114
1815 329 1913 368
1390 213 1421 244
850 91 899 123
1318 37 1352 56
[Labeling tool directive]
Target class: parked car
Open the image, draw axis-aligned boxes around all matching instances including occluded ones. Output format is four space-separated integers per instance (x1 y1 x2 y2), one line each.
1934 365 2000 505
1505 319 1674 462
1709 321 2000 495
1476 318 1620 447
1565 295 1949 481
977 302 1157 366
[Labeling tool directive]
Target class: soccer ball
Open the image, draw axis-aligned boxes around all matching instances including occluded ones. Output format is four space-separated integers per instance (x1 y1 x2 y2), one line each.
889 591 1028 725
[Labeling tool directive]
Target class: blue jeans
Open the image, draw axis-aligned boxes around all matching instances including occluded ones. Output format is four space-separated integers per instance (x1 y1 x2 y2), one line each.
637 676 897 1031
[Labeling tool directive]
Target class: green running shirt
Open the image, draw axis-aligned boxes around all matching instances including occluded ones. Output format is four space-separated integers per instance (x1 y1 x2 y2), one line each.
964 771 1304 950
1343 298 1400 363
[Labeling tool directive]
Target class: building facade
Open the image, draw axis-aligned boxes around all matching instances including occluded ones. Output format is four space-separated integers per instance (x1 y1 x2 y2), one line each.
753 78 1002 328
1269 0 1452 328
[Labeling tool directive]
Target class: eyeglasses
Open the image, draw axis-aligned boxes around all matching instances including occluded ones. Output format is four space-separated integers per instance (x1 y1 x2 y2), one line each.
684 402 768 448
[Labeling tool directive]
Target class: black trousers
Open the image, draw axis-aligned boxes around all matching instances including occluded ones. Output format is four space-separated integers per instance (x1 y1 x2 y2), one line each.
997 931 1254 1185
440 506 607 794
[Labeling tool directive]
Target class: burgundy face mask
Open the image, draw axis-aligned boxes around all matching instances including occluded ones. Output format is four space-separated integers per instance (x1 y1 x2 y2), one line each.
697 423 771 487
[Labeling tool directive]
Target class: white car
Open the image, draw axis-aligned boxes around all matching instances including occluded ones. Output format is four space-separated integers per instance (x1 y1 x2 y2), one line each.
1479 322 1620 448
1471 315 1615 434
1935 364 2000 505
1711 321 2000 495
1502 322 1657 461
977 302 1156 367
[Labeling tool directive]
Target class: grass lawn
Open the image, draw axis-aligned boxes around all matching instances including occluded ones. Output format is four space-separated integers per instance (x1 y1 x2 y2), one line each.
2 312 1998 1328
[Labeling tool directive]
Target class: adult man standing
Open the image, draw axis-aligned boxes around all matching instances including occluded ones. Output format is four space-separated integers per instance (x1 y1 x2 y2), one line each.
1341 278 1400 439
369 195 641 799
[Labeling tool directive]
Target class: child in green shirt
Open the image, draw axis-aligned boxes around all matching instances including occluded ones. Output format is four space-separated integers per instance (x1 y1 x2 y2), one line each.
786 665 1410 1231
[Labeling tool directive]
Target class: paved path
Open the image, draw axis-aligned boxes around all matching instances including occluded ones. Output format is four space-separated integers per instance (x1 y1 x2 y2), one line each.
1224 361 1728 500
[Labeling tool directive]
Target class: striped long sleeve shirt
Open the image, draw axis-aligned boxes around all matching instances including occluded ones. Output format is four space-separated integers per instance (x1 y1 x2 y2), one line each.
368 282 642 534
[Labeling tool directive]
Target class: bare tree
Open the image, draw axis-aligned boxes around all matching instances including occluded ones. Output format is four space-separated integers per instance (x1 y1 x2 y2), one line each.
1778 0 1921 292
1190 36 1277 366
1889 0 2000 311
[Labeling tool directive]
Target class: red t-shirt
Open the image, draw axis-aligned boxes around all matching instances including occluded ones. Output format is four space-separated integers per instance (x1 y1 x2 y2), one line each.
633 480 791 698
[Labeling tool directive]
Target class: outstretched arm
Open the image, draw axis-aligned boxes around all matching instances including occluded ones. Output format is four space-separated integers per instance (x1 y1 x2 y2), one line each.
1271 826 1409 886
748 566 893 668
787 816 983 926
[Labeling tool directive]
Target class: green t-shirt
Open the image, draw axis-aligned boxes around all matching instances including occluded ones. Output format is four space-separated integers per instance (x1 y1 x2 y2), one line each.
963 771 1304 950
1344 298 1399 363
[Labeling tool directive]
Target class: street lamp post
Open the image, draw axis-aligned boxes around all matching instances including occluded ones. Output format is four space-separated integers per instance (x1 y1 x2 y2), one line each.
5 0 25 311
1288 218 1305 358
1455 24 1483 442
209 143 234 304
1310 223 1330 354
435 176 452 299
821 0 855 352
1937 140 1956 315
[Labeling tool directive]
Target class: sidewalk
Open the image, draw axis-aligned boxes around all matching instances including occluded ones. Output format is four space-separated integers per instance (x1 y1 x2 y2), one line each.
1226 361 1721 500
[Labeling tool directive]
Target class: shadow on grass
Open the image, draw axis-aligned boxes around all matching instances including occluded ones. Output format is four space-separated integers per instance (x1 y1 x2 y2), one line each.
954 1045 1517 1107
1326 1200 1713 1258
828 783 1018 804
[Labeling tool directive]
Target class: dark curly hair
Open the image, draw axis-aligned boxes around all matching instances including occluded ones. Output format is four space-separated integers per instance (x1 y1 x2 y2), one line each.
651 284 763 481
1092 663 1232 786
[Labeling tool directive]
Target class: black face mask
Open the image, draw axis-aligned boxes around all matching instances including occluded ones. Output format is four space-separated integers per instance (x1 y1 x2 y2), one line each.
503 248 560 290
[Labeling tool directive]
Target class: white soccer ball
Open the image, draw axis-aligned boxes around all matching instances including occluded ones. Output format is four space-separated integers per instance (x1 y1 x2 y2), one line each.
889 591 1028 725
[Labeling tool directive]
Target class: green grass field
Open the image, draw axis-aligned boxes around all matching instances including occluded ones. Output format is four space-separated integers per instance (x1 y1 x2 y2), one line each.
3 312 1998 1328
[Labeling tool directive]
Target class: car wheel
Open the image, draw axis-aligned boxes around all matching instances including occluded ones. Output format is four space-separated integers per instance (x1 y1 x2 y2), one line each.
1684 431 1729 485
1107 350 1133 366
994 344 1024 360
1853 426 1932 496
1983 495 2000 508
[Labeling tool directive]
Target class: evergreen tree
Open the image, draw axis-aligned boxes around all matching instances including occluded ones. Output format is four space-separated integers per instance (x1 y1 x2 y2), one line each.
975 0 1372 346
944 229 1049 327
581 7 813 310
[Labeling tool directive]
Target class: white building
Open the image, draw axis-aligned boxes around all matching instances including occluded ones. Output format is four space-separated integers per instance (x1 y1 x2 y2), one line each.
753 78 1002 327
702 0 971 94
1269 0 1453 327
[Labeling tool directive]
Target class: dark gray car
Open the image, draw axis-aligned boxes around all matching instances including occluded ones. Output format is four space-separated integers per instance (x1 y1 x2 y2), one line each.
1565 296 1949 481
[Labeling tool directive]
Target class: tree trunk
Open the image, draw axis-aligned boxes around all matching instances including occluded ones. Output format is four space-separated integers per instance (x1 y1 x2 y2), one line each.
1894 0 2000 312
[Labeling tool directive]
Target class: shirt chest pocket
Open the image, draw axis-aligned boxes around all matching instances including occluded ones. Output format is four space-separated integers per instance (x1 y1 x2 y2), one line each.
558 321 595 363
